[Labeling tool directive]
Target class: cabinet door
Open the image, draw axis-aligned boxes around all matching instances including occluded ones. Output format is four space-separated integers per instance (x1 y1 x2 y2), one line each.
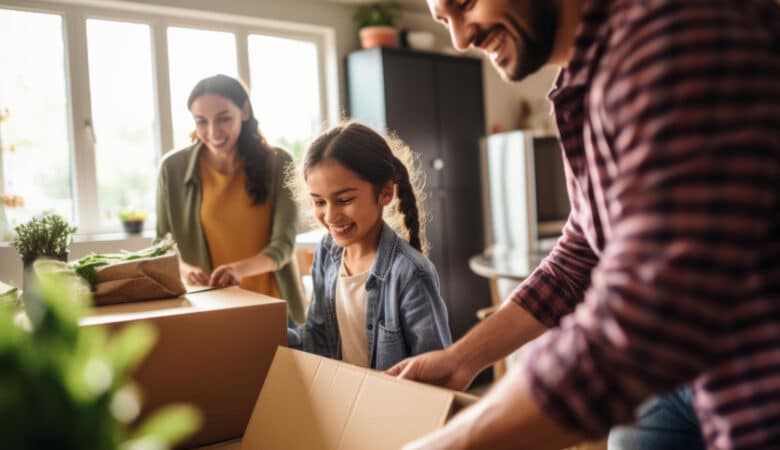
435 58 485 190
423 187 449 303
442 187 491 340
383 52 442 189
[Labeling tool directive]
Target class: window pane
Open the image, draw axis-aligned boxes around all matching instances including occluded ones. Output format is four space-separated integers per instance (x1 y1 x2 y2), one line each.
0 9 73 233
86 19 157 231
248 35 321 161
167 27 238 150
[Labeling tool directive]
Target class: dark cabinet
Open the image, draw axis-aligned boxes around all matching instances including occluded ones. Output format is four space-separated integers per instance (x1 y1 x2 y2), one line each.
346 47 491 340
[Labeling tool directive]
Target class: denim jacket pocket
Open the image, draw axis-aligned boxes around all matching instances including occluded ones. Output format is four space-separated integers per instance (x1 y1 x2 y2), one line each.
375 323 406 370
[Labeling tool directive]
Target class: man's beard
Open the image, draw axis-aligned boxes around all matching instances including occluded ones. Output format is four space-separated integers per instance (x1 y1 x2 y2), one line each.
503 1 558 81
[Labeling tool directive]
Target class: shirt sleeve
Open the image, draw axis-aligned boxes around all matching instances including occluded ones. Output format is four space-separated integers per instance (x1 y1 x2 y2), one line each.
510 210 600 327
261 149 298 268
518 4 779 436
155 160 172 242
400 265 453 356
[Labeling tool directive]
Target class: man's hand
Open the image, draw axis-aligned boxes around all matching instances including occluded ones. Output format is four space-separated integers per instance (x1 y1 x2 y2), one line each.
386 348 477 392
388 302 547 392
402 361 584 450
209 263 242 288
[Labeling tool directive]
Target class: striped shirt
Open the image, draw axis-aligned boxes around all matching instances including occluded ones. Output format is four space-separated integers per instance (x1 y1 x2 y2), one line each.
511 1 780 448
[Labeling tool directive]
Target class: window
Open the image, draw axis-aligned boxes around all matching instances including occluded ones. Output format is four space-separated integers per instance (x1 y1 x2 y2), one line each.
0 1 334 238
248 34 321 160
167 27 238 151
86 18 157 229
0 8 72 232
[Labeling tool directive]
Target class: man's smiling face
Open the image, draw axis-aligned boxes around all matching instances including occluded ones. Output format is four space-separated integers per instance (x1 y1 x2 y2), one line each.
427 0 558 81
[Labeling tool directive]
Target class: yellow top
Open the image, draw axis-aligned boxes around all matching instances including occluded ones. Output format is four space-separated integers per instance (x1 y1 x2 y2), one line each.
198 158 280 298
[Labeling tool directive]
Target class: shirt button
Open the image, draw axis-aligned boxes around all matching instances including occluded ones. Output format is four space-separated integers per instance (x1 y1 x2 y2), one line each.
367 324 374 330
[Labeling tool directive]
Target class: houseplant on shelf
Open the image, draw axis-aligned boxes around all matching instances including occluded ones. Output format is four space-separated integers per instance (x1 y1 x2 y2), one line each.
1 262 201 450
12 212 77 268
353 2 401 49
119 209 148 234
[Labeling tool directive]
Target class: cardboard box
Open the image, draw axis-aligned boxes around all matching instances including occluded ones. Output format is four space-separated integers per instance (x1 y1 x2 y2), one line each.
80 286 287 448
241 347 477 450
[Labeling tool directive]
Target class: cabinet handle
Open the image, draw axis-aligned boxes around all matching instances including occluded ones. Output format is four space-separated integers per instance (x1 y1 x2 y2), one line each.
432 158 445 171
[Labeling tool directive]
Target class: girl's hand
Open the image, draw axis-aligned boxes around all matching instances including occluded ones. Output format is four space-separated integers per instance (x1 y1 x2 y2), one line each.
180 261 210 286
209 263 242 288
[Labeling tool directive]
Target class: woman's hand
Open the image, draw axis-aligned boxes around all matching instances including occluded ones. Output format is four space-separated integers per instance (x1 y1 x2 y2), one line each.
180 260 209 286
209 263 243 288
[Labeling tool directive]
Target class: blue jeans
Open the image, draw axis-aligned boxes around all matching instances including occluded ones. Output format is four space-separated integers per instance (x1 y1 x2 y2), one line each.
608 386 705 450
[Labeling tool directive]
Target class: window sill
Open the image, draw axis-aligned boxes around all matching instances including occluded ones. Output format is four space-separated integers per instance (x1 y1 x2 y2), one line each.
0 230 156 248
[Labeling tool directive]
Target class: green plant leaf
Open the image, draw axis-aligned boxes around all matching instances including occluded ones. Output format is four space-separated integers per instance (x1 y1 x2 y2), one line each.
105 322 157 375
353 2 401 29
127 404 202 448
11 212 76 260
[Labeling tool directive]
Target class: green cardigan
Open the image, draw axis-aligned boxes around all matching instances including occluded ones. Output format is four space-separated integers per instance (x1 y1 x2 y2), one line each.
155 141 305 323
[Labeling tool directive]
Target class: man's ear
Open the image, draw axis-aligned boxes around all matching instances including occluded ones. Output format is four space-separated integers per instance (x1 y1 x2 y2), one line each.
241 100 251 121
379 180 394 206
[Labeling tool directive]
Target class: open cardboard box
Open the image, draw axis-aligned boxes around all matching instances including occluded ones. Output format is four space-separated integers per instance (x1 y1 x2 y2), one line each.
80 286 287 448
241 347 478 450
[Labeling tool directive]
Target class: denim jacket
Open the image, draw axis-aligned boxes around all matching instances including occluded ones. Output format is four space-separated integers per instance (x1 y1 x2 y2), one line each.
288 222 452 370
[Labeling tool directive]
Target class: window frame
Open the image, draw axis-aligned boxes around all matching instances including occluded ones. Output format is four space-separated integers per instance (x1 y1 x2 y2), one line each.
0 0 338 238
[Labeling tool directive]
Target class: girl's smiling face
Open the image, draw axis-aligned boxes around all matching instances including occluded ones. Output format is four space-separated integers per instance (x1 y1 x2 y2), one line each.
306 158 393 253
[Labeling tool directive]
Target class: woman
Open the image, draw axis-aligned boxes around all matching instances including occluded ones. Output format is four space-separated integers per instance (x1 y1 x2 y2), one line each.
156 73 305 323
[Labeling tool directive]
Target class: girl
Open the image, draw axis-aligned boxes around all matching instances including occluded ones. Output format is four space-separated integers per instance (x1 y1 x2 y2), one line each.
156 74 305 323
288 121 452 370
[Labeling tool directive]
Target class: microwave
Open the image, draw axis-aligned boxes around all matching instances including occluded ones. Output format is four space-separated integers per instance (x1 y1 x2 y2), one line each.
481 130 570 254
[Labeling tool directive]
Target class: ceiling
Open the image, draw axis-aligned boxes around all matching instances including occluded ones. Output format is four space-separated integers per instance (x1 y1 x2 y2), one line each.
317 0 429 13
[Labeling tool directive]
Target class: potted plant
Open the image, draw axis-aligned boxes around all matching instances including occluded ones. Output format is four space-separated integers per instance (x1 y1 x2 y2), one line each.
1 264 201 449
353 2 402 49
12 212 77 268
119 209 148 234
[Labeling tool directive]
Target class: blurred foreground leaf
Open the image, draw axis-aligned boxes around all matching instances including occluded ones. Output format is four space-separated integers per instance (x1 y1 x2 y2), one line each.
0 265 200 449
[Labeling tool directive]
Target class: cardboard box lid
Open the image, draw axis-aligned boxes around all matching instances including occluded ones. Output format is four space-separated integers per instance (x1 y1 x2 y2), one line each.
241 347 477 450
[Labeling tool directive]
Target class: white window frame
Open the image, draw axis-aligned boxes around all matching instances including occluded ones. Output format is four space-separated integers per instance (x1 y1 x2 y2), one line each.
0 0 339 238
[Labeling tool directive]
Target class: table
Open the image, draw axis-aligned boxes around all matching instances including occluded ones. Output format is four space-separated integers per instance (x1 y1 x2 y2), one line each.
468 246 547 377
468 246 545 283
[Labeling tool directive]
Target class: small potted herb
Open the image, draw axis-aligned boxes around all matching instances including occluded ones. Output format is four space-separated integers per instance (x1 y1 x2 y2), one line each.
353 2 402 49
119 209 148 234
12 212 77 267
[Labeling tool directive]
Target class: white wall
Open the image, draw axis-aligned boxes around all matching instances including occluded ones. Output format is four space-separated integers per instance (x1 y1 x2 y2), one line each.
0 0 558 287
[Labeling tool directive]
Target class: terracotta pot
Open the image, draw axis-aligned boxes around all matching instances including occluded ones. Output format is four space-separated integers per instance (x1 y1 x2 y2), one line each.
359 26 398 49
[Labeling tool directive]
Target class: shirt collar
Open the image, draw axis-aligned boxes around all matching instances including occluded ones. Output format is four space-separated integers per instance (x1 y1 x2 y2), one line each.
329 221 398 283
184 141 204 186
548 0 612 98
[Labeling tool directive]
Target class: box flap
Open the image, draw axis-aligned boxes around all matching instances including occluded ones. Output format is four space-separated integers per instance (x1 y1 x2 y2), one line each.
79 286 284 325
241 348 460 450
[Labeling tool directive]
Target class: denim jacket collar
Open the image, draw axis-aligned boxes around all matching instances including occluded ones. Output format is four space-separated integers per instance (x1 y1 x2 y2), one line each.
327 222 398 285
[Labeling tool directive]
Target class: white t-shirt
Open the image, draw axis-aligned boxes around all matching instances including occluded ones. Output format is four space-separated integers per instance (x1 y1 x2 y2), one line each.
335 260 371 367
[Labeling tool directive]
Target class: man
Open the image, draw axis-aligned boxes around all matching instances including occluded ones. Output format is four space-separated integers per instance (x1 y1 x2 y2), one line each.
387 0 780 449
